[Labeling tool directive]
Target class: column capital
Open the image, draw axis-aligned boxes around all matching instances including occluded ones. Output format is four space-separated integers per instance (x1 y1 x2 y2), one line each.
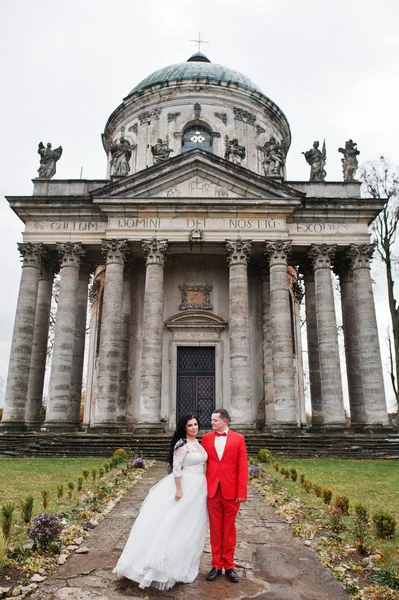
264 240 292 266
17 242 46 268
57 242 86 268
101 239 130 265
308 244 337 269
225 239 252 266
142 239 169 265
346 243 375 270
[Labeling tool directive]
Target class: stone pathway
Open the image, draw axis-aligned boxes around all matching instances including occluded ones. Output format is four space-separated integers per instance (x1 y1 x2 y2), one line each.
29 463 349 600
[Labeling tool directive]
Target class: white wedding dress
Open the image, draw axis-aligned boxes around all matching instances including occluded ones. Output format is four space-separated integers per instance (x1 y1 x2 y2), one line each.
113 440 208 590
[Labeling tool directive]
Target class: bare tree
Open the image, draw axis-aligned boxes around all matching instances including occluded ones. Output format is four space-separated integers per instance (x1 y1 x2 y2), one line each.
360 157 399 408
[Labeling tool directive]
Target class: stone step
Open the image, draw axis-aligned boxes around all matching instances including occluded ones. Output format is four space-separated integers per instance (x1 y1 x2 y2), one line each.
0 432 398 459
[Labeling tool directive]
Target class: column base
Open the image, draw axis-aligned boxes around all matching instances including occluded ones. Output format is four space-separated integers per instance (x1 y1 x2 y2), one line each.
350 423 396 434
0 420 26 432
25 421 43 432
43 421 81 432
134 423 167 434
309 422 349 433
89 422 129 434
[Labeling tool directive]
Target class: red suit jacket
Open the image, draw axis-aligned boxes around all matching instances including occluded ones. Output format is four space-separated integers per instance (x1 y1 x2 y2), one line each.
202 430 248 500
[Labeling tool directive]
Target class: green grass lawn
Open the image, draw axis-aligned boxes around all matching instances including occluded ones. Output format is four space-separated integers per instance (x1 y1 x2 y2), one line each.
276 458 399 520
0 457 106 518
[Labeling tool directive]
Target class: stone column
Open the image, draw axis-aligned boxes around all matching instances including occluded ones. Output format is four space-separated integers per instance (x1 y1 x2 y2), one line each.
139 239 168 426
92 240 129 430
335 262 365 423
260 267 275 424
118 260 134 423
347 244 388 424
25 255 56 429
264 240 296 425
45 243 85 430
68 263 91 428
1 243 45 430
308 244 345 425
302 263 323 425
225 240 252 425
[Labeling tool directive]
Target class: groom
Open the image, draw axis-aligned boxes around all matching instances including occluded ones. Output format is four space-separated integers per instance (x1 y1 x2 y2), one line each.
201 408 248 583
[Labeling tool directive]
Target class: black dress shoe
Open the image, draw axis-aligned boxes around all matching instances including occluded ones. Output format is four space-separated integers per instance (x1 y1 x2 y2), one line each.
225 568 239 583
206 567 223 581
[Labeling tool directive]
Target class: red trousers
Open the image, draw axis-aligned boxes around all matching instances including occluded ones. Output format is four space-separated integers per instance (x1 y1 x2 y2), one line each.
207 485 240 570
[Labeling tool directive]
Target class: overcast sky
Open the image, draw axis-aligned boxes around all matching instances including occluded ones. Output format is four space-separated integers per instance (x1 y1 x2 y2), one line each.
0 0 398 411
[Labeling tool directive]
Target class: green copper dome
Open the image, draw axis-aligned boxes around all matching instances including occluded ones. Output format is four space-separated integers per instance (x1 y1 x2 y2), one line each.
127 54 263 97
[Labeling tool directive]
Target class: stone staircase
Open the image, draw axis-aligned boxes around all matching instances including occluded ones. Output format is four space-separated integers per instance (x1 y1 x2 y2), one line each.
0 431 398 460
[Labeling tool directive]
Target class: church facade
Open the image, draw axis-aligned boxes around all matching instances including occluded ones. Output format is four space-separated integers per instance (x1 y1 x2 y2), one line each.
1 53 388 433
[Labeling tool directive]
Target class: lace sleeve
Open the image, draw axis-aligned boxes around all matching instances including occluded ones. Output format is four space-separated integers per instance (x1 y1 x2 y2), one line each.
172 442 187 477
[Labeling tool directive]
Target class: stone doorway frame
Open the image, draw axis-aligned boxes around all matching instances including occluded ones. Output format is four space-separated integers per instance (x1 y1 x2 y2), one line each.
165 312 228 430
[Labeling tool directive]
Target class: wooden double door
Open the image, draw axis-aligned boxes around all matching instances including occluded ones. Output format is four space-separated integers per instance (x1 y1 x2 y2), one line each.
176 346 215 429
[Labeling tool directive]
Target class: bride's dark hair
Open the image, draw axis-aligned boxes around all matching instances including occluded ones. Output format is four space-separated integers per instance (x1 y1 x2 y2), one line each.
167 414 200 473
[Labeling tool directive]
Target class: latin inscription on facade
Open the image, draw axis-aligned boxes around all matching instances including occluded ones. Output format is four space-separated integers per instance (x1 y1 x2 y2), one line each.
116 217 284 231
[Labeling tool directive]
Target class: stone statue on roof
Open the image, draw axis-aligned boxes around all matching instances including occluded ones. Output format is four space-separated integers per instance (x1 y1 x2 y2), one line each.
258 136 286 177
302 140 327 181
338 139 360 181
37 142 63 179
151 137 174 164
110 135 135 176
225 136 246 165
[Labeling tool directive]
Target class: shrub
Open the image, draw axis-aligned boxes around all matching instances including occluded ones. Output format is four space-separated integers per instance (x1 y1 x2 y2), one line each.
0 529 6 565
304 480 312 493
355 502 369 523
20 495 34 523
313 484 322 498
273 461 280 472
329 505 344 532
133 457 146 469
373 509 397 539
333 494 349 516
82 469 90 481
91 468 97 482
67 481 74 499
290 468 298 482
99 467 105 478
104 462 110 473
299 473 305 485
57 484 64 500
28 513 63 550
371 566 399 591
1 503 15 540
322 488 333 504
77 477 83 492
258 449 272 464
113 448 128 462
42 490 50 509
283 469 290 479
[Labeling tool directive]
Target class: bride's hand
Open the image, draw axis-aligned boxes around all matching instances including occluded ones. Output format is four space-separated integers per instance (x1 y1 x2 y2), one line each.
175 489 183 501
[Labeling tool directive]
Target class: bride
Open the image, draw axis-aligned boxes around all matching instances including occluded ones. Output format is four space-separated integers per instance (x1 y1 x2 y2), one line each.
113 414 208 590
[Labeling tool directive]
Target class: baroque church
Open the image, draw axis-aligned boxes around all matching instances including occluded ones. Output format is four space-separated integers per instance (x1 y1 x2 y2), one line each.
1 51 389 434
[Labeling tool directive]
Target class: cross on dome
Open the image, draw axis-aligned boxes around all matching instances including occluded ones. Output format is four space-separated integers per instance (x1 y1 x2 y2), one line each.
190 33 209 53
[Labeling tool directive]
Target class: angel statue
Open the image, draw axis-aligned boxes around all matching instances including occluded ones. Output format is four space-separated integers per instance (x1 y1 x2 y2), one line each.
302 140 327 181
258 136 286 177
224 136 246 165
338 139 360 181
151 137 174 164
37 142 63 179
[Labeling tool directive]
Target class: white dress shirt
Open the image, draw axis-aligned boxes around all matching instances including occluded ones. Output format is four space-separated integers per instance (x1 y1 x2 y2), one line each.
214 427 229 460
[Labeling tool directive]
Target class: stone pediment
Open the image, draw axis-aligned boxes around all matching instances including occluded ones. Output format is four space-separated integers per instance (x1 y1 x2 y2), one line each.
91 149 305 202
